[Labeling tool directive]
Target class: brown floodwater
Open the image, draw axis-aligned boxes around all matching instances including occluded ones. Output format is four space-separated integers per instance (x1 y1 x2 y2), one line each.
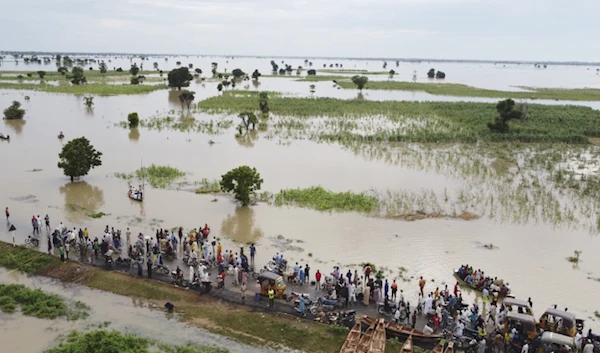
0 268 275 353
1 63 600 333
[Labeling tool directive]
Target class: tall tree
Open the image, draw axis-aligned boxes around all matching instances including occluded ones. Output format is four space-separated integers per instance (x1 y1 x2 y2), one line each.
57 137 102 181
351 75 368 91
69 67 87 85
129 64 140 76
167 67 193 90
220 166 263 206
99 62 108 74
238 112 258 131
37 71 46 79
3 101 25 120
178 90 195 111
488 99 525 133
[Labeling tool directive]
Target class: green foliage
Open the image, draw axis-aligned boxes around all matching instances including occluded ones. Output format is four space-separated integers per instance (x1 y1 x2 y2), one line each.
128 112 139 128
259 92 269 114
178 90 195 110
427 68 435 78
232 68 245 78
359 262 377 273
252 69 261 80
3 100 25 120
220 166 263 206
238 112 258 131
88 211 106 219
135 164 185 188
69 66 87 85
199 91 598 144
351 75 368 90
83 96 94 107
0 243 60 273
130 76 141 85
99 61 108 74
195 178 221 194
129 64 140 76
0 284 89 320
194 68 202 76
37 70 46 79
45 330 233 353
488 99 525 133
168 67 193 90
217 83 223 93
272 186 379 213
567 250 582 263
57 137 103 181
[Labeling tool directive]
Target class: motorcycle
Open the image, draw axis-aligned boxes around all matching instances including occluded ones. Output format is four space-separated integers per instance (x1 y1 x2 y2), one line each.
200 279 213 294
152 264 170 275
286 291 311 302
171 270 189 287
329 309 356 327
25 235 40 248
377 302 400 317
309 297 341 316
115 257 132 267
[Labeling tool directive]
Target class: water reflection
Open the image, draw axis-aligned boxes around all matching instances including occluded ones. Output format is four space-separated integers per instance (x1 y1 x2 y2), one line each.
168 89 183 107
4 119 26 135
85 106 94 116
128 128 140 141
59 181 105 223
236 131 258 148
220 206 264 244
356 92 365 101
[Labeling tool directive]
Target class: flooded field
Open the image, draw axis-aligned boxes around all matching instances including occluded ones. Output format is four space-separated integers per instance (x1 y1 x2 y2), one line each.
1 56 600 334
0 268 270 353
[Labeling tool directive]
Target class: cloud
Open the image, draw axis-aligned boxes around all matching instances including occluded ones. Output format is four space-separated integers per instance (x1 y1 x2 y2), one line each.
0 0 598 61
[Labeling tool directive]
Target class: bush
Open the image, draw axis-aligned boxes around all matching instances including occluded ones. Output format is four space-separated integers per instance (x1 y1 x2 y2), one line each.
128 113 139 128
3 101 25 120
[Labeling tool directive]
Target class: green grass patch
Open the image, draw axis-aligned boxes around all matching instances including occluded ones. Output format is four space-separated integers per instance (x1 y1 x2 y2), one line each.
87 211 107 218
86 270 181 301
0 283 89 320
335 80 600 101
195 178 220 194
296 75 346 82
199 92 599 144
269 186 380 213
0 242 61 273
321 69 389 75
115 164 186 189
0 82 167 96
46 330 228 353
0 69 155 79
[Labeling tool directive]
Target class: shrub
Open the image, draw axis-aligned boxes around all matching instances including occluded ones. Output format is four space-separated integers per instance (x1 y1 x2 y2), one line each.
128 113 139 128
3 101 25 120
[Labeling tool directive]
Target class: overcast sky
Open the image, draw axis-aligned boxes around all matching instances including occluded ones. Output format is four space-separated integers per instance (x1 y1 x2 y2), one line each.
1 0 598 62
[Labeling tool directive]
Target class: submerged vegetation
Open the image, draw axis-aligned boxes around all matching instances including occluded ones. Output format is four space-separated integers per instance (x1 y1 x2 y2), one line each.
0 283 89 320
194 178 221 194
115 112 233 134
46 330 227 353
268 186 379 213
0 81 167 95
115 164 186 189
199 91 600 144
333 80 600 101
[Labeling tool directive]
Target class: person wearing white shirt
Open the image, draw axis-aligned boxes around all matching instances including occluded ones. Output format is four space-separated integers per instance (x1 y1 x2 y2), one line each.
394 308 401 323
423 324 434 335
583 340 594 353
521 342 529 353
455 320 464 337
575 332 583 352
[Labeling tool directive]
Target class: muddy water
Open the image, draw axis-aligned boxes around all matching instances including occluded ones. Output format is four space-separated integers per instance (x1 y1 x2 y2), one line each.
0 268 273 353
1 59 600 334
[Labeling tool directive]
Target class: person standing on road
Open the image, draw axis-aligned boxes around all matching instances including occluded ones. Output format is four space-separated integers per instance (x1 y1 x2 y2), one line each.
249 243 256 269
384 279 389 299
349 281 356 305
137 258 143 277
391 280 398 301
315 270 322 290
59 245 65 263
32 216 39 235
65 242 70 260
44 214 50 232
268 286 275 308
5 207 9 221
241 282 247 303
419 276 426 296
47 237 52 253
255 280 261 301
147 259 153 279
304 264 310 284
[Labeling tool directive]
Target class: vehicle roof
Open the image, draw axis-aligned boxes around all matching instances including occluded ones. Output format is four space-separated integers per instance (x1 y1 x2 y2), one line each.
506 312 536 323
504 298 531 308
540 332 575 346
543 308 576 323
258 271 282 280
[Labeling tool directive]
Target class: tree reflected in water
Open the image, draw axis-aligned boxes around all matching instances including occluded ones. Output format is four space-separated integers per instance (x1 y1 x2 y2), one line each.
236 130 258 148
59 181 104 223
220 206 264 244
128 128 140 141
4 119 26 135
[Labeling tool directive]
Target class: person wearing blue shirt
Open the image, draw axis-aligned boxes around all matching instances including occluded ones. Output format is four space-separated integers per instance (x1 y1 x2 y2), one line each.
250 243 256 269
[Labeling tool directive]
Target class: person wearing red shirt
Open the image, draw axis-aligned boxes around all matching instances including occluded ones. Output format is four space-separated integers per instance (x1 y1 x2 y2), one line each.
315 270 322 290
454 282 460 297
